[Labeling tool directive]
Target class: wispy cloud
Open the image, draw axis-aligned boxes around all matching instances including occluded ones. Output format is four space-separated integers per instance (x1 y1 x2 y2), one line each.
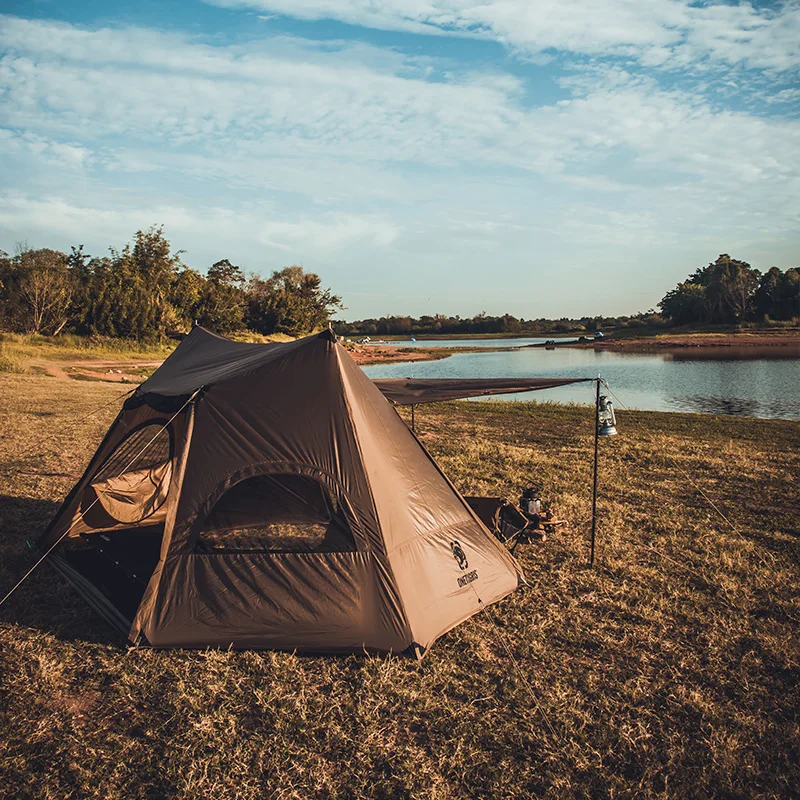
208 0 800 72
1 15 796 194
764 87 800 106
0 11 797 317
0 128 92 169
258 213 400 251
0 194 399 264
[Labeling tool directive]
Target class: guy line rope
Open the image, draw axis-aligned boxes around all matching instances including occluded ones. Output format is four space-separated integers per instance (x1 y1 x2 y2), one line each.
599 379 748 541
599 380 781 581
468 583 561 744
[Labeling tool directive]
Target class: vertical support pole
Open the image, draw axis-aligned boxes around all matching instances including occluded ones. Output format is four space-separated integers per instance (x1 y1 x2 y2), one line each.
411 404 416 433
590 377 600 567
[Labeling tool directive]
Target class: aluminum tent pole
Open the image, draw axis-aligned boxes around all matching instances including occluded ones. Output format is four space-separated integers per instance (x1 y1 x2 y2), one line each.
590 377 600 567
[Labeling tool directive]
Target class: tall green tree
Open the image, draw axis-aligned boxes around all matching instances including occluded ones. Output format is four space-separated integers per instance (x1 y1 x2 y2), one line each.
777 268 800 320
691 254 760 324
169 267 206 331
196 259 246 333
248 266 342 336
0 247 74 334
752 266 799 321
658 282 707 325
660 254 761 325
83 227 183 338
0 249 16 330
82 254 152 338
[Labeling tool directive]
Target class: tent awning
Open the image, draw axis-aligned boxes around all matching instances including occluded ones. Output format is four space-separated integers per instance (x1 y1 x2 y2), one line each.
373 377 593 405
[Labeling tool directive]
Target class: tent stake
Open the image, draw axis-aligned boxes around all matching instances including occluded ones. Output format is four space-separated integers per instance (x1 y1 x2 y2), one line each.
411 404 416 433
590 377 600 567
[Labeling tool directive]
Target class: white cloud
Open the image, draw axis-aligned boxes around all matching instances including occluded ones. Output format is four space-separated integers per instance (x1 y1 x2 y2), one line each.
258 213 400 251
0 128 92 168
1 15 796 206
764 87 800 106
0 194 398 265
0 17 530 167
207 0 800 72
0 14 797 317
0 195 166 246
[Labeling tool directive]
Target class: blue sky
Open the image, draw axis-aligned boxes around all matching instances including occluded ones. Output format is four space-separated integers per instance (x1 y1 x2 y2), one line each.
1 1 798 319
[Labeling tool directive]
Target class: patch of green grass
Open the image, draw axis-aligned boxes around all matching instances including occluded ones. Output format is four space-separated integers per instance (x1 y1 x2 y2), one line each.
0 332 177 361
0 331 299 373
0 342 26 373
0 376 798 799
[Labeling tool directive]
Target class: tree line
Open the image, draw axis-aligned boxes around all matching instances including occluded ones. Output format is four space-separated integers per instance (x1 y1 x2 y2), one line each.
657 254 798 326
0 227 342 339
335 254 798 336
332 311 665 337
1 235 796 341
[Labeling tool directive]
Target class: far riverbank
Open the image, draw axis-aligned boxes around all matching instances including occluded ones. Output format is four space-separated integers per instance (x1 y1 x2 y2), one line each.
345 345 452 366
587 331 800 352
370 329 800 354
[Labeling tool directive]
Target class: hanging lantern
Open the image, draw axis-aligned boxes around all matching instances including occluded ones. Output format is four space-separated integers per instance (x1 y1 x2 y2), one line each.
597 395 617 436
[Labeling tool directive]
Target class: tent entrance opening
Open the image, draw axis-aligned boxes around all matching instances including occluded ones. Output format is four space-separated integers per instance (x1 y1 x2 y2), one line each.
196 473 357 554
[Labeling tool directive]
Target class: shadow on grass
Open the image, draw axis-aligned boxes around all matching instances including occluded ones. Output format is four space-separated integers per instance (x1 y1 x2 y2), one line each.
0 494 124 647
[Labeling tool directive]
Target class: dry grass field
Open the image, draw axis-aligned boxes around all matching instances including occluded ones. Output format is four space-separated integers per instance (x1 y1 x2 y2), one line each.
1 370 798 799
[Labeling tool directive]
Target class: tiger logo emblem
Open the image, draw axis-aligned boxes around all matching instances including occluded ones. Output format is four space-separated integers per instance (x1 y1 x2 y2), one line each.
450 540 469 571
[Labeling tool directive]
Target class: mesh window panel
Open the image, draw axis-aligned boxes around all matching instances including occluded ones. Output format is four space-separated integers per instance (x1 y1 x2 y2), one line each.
94 423 173 481
198 474 356 554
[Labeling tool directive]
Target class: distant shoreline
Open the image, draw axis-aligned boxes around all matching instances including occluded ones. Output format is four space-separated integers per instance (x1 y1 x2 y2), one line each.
348 330 800 365
345 345 453 366
575 332 800 352
360 329 800 349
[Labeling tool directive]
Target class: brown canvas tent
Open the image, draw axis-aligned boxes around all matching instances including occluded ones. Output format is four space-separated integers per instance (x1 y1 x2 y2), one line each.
40 327 526 656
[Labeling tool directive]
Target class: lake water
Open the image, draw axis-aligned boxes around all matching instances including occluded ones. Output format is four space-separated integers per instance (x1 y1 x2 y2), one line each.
360 337 578 348
363 344 800 420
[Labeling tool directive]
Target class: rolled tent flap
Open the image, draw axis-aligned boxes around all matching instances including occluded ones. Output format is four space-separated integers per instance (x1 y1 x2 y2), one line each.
372 377 593 405
88 461 173 524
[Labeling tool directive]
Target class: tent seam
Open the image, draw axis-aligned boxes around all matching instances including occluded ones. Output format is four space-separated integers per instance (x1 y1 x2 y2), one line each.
335 342 416 650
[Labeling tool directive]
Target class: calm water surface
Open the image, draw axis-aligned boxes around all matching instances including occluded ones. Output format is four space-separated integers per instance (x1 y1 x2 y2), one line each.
364 345 800 420
359 337 578 348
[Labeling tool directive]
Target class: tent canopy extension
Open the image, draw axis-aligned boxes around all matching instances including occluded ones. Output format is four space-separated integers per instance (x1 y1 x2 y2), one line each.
41 327 526 656
373 377 592 405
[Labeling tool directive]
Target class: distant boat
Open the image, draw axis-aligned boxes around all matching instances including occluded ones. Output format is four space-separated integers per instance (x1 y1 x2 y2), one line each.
411 337 417 342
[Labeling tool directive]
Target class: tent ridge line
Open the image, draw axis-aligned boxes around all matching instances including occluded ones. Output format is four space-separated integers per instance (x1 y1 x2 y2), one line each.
334 342 416 648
